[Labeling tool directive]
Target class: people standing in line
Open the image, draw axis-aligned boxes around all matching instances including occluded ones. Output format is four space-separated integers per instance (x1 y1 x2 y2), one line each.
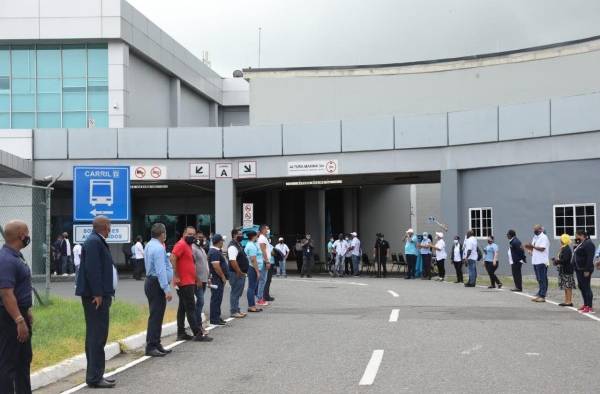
418 232 432 280
507 229 526 292
192 231 211 337
484 236 502 289
433 232 446 281
451 236 464 283
327 236 335 274
275 238 290 278
244 231 262 313
171 227 204 340
256 225 271 305
573 230 595 313
263 238 276 302
61 232 73 276
300 234 315 278
0 220 33 393
404 229 418 279
525 225 550 303
350 232 361 277
373 233 390 278
132 236 145 281
143 223 175 357
208 234 229 325
73 242 82 280
463 230 478 287
295 237 304 273
333 233 347 277
344 235 354 276
553 234 574 307
75 216 117 388
227 229 248 319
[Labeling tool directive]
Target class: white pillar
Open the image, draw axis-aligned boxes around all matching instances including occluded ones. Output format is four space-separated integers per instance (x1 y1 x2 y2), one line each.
170 78 181 127
215 178 235 237
108 42 129 128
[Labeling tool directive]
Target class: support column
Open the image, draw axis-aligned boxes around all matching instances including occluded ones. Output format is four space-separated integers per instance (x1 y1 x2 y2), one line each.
304 190 326 262
317 189 326 263
108 42 129 128
441 169 460 237
209 102 219 127
215 178 235 238
270 190 280 235
170 78 181 127
343 188 358 232
410 184 417 231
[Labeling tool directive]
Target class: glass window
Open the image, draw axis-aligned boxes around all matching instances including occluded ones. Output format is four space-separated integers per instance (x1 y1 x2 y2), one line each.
37 112 61 128
12 112 35 128
63 111 86 127
87 44 108 78
63 78 86 111
88 111 108 128
36 45 61 78
553 204 596 238
0 46 9 76
38 78 61 112
11 46 36 78
0 113 8 128
11 79 35 112
87 78 108 111
62 45 86 78
468 208 493 238
0 77 10 91
0 93 8 112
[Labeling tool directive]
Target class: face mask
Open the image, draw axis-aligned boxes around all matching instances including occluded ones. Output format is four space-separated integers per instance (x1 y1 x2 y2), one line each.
267 231 271 237
534 230 541 235
236 235 243 242
185 235 195 245
487 240 493 244
454 240 459 244
22 236 31 248
307 236 311 240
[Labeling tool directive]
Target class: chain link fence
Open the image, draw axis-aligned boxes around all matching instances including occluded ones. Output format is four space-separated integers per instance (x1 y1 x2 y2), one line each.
0 181 51 303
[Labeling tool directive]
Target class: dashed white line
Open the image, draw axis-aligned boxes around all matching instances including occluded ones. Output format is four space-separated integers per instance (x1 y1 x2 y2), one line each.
525 352 540 356
389 309 400 322
359 350 384 386
461 344 482 355
387 290 399 298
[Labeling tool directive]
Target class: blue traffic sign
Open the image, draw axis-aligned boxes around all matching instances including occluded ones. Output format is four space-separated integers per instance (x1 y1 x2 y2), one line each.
73 166 131 222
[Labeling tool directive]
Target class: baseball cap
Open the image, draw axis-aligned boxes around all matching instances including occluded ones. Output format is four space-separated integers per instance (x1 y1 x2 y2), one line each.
212 233 224 244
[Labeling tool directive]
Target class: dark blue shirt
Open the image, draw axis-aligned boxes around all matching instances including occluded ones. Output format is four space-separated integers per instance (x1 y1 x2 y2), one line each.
0 245 32 308
208 247 229 283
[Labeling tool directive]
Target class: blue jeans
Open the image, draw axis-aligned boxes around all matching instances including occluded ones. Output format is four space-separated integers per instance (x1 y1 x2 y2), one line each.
352 255 361 275
229 270 246 314
335 254 345 275
278 259 287 276
209 279 224 324
247 268 258 307
533 264 548 298
467 259 477 285
257 266 268 300
194 285 205 323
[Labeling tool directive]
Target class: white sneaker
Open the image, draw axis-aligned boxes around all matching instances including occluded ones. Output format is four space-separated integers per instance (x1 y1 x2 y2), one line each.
62 273 68 277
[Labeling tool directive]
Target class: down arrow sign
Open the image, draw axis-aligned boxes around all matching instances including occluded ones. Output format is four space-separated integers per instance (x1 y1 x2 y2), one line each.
243 165 252 173
195 166 203 174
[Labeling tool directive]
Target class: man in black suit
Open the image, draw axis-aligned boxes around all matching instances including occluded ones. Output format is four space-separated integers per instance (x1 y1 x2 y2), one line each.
507 229 526 292
75 216 117 389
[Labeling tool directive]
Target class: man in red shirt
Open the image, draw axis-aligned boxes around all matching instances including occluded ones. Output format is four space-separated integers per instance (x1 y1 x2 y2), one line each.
170 227 207 341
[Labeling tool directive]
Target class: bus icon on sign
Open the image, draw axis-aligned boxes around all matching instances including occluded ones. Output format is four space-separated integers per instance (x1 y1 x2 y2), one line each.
90 179 114 206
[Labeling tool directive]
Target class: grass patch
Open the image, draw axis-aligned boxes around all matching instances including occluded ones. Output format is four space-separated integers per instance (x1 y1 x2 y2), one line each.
31 297 176 371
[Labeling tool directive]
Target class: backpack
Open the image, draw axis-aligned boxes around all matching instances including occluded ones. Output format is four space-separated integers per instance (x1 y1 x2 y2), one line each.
476 247 484 262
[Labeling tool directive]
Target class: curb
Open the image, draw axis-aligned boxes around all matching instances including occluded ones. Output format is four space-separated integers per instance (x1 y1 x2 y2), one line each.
30 320 185 391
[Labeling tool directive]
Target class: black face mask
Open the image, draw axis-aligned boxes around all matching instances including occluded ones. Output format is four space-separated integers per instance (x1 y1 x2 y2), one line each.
185 236 195 245
236 235 243 242
534 230 542 235
22 236 31 248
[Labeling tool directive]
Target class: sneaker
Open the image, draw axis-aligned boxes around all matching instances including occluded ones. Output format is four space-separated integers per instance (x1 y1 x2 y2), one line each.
497 283 503 289
582 306 594 314
578 305 587 311
587 307 594 314
487 286 495 289
232 312 245 318
193 334 213 342
62 273 68 277
532 297 546 303
256 299 269 306
177 333 193 341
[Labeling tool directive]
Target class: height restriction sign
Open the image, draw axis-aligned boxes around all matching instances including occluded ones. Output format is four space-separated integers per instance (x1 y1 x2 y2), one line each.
242 203 254 227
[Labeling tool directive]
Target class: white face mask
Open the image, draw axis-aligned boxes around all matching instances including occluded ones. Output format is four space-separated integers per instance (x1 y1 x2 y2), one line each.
454 240 459 244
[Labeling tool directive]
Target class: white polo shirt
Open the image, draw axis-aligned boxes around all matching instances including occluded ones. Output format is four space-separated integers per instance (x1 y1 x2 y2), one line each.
73 244 82 267
275 243 289 258
134 241 144 259
435 239 446 261
463 236 478 261
350 238 361 256
531 232 550 265
333 239 348 256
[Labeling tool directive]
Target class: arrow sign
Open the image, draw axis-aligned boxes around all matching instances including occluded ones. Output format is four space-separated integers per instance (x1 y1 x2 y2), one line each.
244 165 252 173
196 166 204 174
238 161 257 178
190 162 210 179
90 209 114 216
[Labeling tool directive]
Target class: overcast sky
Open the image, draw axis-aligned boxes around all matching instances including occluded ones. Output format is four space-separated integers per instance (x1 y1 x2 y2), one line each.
127 0 600 77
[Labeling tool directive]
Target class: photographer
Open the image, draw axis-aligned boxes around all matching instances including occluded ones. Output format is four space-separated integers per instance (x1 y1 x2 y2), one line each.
373 233 390 278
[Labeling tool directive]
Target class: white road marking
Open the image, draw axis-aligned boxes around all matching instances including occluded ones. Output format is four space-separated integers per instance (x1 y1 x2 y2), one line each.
359 350 384 386
525 352 540 356
387 290 399 298
389 309 400 322
285 278 368 286
461 344 482 355
508 289 600 322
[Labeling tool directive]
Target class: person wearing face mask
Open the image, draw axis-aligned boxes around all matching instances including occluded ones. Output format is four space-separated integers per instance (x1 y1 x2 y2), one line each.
525 225 550 302
451 236 464 283
373 233 390 278
256 225 271 305
463 230 478 287
192 230 211 337
418 232 432 280
404 229 418 279
0 220 33 393
170 227 204 339
573 230 596 313
227 229 249 318
143 223 177 357
507 229 526 292
483 236 502 289
275 238 290 278
300 233 315 278
433 232 446 281
333 233 348 278
552 233 574 307
327 236 335 275
76 216 118 388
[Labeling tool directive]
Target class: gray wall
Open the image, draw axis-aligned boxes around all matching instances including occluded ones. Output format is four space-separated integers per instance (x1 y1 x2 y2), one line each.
248 50 600 125
220 106 250 127
127 53 171 127
458 159 600 276
180 84 211 127
415 183 442 235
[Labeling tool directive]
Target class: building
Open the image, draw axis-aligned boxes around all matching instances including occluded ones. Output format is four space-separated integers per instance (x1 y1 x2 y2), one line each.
1 0 599 275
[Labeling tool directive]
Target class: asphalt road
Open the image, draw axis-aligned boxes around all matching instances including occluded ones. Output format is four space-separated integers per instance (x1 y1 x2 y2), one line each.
54 276 600 394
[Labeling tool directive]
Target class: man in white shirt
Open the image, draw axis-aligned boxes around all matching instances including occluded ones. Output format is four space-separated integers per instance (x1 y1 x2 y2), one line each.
463 230 478 287
433 232 447 281
332 233 348 277
344 236 353 275
133 236 145 280
275 238 290 277
73 243 82 281
61 232 73 276
349 232 361 277
525 224 550 302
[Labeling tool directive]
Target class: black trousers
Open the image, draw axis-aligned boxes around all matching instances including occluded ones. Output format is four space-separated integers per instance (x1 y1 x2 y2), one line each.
144 277 166 351
344 257 354 275
375 256 387 277
406 254 417 278
296 253 303 273
453 261 463 283
0 307 32 394
511 262 523 290
264 265 275 299
82 296 111 385
422 254 432 279
436 259 446 278
301 254 314 275
177 285 199 335
485 261 502 287
133 258 145 280
576 270 594 307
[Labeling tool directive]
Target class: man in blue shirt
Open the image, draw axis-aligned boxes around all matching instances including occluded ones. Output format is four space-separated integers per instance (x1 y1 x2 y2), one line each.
143 223 174 357
0 220 33 393
484 235 502 289
404 229 418 279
